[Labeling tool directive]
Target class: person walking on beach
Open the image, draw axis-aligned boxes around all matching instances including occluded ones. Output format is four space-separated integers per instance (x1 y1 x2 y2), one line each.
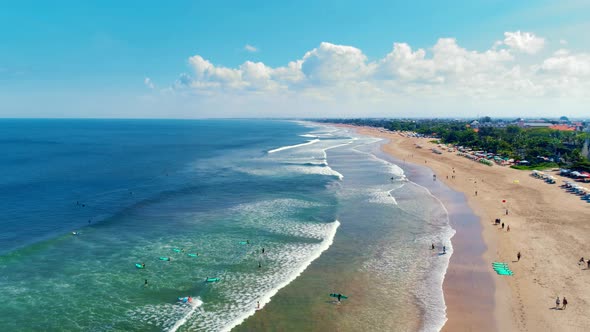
517 251 521 261
506 209 509 215
443 246 446 254
587 259 590 269
475 190 478 196
501 222 505 229
579 257 585 266
257 301 260 309
507 225 510 232
555 296 560 309
562 297 568 310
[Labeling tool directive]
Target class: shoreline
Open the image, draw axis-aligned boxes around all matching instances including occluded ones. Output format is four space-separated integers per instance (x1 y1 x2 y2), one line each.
348 124 590 332
363 130 497 331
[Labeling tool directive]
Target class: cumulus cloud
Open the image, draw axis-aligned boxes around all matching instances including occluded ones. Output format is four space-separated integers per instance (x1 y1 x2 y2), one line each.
541 51 590 76
244 44 258 53
164 31 590 117
144 77 155 89
503 31 545 54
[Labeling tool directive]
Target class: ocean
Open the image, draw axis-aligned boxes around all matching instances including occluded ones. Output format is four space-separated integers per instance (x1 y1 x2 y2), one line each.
0 119 454 331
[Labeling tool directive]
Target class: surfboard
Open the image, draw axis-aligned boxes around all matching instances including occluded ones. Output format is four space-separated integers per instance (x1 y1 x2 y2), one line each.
135 263 144 269
329 293 348 299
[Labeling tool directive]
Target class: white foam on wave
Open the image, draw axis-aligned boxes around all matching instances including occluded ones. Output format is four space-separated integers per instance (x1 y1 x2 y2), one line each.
288 165 344 180
127 297 203 331
389 181 456 332
236 164 343 180
233 199 333 240
219 220 340 332
367 189 398 205
299 134 318 138
169 298 204 332
268 139 320 154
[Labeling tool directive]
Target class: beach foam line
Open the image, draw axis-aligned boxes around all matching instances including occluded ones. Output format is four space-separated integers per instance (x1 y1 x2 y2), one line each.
396 180 455 332
168 298 204 332
268 139 320 154
219 220 340 332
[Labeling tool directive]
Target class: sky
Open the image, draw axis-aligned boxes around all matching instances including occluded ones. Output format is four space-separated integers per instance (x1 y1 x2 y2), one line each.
1 0 589 119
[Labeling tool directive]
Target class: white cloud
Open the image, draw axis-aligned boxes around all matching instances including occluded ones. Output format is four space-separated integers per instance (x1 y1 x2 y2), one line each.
300 42 373 83
502 31 545 54
164 31 590 117
541 51 590 76
144 77 155 89
244 44 258 53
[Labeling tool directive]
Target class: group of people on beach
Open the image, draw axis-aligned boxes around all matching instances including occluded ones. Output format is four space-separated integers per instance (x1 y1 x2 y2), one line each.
494 218 510 232
431 243 446 254
555 296 568 310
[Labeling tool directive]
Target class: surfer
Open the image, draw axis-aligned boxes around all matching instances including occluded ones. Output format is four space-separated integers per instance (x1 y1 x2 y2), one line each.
247 240 250 244
443 246 446 254
337 294 342 302
144 279 148 287
262 248 265 254
258 261 261 269
188 296 192 303
431 243 435 250
142 263 145 268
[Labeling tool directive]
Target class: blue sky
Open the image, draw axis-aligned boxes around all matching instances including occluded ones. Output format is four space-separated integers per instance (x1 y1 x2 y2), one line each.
1 0 589 118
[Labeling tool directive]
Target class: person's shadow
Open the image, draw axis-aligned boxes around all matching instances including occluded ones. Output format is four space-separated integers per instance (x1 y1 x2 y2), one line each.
549 307 563 310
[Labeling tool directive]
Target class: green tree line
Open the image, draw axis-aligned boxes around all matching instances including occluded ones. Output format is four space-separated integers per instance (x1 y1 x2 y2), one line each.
319 118 589 169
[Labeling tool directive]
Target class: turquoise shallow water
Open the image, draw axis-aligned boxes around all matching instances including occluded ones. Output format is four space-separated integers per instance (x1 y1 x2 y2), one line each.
0 120 453 331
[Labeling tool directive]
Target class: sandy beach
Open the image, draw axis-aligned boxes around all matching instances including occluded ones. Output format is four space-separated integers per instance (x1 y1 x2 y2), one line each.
353 126 590 332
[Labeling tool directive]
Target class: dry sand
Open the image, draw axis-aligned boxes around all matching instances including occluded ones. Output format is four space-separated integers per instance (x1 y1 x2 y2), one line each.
352 126 590 332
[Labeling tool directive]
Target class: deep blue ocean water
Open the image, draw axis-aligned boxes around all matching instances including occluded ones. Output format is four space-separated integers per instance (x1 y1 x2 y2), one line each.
0 120 453 331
